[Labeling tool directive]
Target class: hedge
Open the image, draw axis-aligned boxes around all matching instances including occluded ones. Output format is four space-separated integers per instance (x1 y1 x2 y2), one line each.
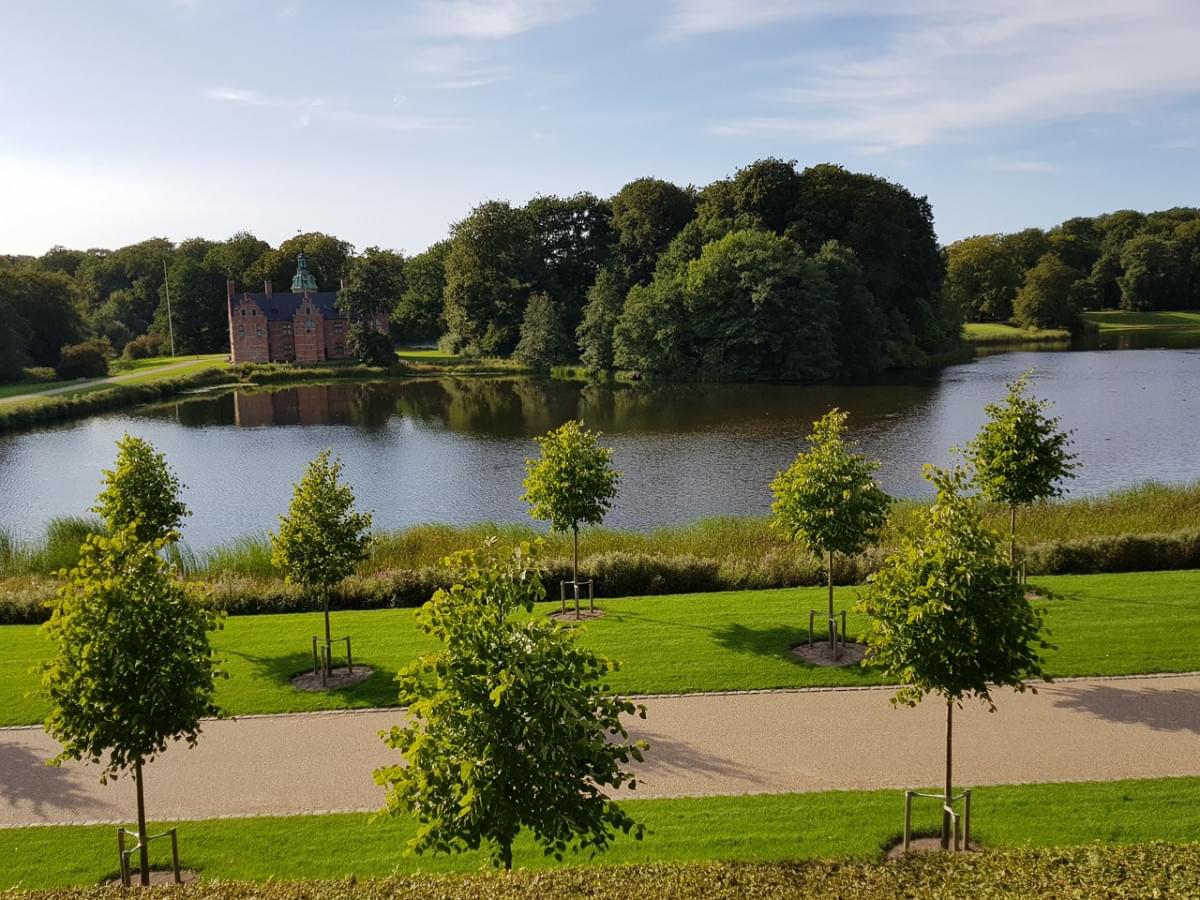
4 530 1200 625
7 845 1198 899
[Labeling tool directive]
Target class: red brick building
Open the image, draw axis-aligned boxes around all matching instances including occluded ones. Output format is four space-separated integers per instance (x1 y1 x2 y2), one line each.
226 252 386 364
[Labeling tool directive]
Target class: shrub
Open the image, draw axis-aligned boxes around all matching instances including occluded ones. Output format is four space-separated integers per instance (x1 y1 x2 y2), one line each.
54 341 111 379
347 324 395 366
21 367 59 383
122 333 168 360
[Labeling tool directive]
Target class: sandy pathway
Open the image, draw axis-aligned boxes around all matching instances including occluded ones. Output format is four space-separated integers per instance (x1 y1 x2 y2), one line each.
2 674 1198 827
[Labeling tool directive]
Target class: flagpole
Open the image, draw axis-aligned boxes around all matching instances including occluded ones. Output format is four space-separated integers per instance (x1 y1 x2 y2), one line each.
162 258 176 357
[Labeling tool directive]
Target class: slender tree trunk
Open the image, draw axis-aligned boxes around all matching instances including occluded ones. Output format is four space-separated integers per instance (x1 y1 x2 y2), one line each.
827 549 836 652
135 759 150 887
573 526 580 619
323 587 332 677
1010 505 1017 572
500 838 513 871
942 700 953 850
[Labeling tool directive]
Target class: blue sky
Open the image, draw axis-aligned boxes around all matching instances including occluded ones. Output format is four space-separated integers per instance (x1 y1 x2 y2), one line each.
2 0 1198 256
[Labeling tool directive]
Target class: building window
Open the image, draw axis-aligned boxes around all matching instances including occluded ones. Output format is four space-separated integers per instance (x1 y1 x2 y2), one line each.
282 323 293 335
237 324 245 337
333 321 344 334
305 319 315 333
241 309 247 317
256 326 264 338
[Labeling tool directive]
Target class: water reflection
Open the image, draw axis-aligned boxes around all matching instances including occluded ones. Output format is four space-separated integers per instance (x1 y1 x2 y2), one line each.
1 350 1197 549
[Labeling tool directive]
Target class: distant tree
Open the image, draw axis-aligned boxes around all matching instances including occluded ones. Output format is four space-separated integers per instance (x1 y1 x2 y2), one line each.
1118 234 1182 311
944 235 1023 322
38 246 87 277
0 263 87 366
55 340 110 379
729 157 802 234
347 322 395 366
610 177 695 285
771 409 890 651
204 231 272 286
93 434 190 544
375 540 645 870
999 228 1052 272
122 333 168 360
965 372 1078 566
338 246 405 323
42 526 222 886
611 279 690 378
858 465 1048 850
522 420 619 590
443 201 536 355
816 241 893 378
158 256 226 353
514 292 572 372
0 296 32 382
271 450 372 672
1013 254 1083 330
576 268 626 372
394 240 448 342
1173 219 1200 309
526 192 614 330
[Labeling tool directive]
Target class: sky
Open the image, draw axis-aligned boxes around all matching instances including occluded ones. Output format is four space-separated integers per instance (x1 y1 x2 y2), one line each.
2 0 1199 256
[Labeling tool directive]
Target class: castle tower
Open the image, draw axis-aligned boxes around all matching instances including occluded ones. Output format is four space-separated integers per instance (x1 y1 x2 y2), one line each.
290 252 319 292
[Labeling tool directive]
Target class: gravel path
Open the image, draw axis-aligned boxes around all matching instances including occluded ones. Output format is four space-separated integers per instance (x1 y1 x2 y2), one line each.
2 674 1198 827
0 358 214 406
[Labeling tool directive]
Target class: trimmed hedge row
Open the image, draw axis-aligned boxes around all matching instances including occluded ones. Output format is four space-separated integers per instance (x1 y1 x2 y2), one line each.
4 529 1199 625
9 845 1199 899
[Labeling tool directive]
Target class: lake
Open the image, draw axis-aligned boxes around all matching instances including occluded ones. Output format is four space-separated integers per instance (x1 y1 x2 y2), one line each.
1 349 1197 549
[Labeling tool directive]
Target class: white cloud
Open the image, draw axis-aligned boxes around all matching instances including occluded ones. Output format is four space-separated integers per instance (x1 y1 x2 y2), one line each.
204 88 459 130
973 159 1059 173
705 0 1200 149
405 45 509 90
409 0 591 40
665 0 851 37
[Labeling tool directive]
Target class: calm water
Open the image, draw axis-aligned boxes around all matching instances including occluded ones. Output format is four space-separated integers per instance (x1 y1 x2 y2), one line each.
1 349 1197 549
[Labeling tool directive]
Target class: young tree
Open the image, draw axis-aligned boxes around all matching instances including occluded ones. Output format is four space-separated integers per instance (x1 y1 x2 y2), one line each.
270 450 372 671
857 465 1049 849
1013 254 1083 330
375 541 645 870
514 292 571 372
965 372 1078 567
42 526 222 886
576 268 626 372
92 434 190 544
522 420 619 605
771 409 890 653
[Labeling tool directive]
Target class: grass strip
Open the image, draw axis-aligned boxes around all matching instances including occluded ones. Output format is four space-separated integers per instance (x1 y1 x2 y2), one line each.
2 777 1199 889
2 570 1199 726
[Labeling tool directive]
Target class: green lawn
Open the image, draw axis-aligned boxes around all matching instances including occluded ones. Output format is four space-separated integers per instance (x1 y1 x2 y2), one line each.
1083 309 1200 334
962 322 1072 344
2 777 1198 888
0 379 78 400
395 345 457 362
4 571 1199 726
0 356 229 407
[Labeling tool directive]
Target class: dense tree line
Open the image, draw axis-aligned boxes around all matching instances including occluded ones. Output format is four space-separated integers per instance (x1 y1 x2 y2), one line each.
946 208 1200 330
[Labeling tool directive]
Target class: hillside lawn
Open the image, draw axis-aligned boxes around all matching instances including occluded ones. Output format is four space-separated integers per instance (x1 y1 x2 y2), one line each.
0 355 229 406
1083 309 1200 335
962 322 1072 344
3 777 1199 888
3 570 1199 727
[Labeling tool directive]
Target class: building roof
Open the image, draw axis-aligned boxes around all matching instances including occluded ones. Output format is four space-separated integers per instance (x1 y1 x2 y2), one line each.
232 292 343 322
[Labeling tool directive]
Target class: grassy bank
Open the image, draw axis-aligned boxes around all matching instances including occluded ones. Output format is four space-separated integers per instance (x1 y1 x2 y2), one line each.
963 322 1072 345
3 778 1199 888
1083 309 1200 335
3 570 1198 725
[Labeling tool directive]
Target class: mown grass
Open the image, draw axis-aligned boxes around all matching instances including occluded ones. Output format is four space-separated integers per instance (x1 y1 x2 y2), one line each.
3 570 1198 726
963 322 1072 344
109 354 228 375
2 778 1199 888
1083 309 1200 334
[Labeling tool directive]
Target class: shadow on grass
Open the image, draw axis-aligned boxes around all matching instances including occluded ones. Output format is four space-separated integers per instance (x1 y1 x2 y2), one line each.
1050 684 1200 734
712 623 805 659
226 647 400 708
0 741 117 820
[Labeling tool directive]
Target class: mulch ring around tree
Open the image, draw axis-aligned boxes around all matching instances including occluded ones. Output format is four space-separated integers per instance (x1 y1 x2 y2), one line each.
105 869 199 886
885 836 984 859
290 666 375 692
549 608 607 623
790 641 868 667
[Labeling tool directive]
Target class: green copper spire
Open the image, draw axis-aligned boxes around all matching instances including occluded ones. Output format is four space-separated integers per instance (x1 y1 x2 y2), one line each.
290 252 319 292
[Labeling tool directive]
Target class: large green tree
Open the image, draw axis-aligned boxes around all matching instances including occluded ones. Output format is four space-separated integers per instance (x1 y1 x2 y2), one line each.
944 234 1023 322
394 240 448 342
858 465 1048 849
965 372 1078 566
514 292 572 373
375 541 645 870
1118 234 1182 311
271 450 372 670
0 263 87 366
1013 254 1083 330
771 409 890 652
526 192 614 330
576 268 627 372
610 177 695 285
42 526 222 885
442 201 536 355
522 420 620 593
158 256 226 353
338 246 405 322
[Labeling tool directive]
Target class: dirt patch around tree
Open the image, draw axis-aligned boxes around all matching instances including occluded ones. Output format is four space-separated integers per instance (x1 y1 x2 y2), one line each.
885 836 983 859
549 608 606 623
290 666 374 692
105 869 198 886
790 641 868 667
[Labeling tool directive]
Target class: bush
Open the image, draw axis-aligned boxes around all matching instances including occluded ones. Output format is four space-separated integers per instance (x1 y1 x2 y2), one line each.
54 340 111 379
1023 529 1200 575
122 333 168 360
21 367 59 383
347 324 395 366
